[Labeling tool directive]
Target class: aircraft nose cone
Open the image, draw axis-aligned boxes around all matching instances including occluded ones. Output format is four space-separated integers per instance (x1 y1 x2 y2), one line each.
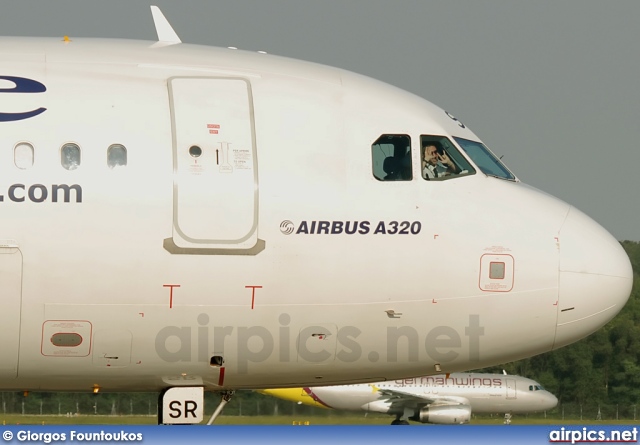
554 207 633 349
542 392 559 411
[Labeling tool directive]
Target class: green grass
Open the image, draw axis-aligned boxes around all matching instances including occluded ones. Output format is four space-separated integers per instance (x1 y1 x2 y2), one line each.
1 414 637 426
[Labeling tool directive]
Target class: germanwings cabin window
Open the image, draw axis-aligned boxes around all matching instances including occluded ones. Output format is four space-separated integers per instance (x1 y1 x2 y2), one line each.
420 135 475 181
61 143 81 170
107 144 127 169
372 135 412 181
14 142 34 170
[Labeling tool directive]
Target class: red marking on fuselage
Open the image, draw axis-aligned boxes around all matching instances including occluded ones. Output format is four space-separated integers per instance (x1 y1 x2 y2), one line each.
303 387 332 409
246 285 263 309
163 284 181 308
218 367 226 386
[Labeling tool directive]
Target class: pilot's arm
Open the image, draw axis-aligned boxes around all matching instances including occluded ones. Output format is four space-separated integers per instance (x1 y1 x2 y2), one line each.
438 151 460 175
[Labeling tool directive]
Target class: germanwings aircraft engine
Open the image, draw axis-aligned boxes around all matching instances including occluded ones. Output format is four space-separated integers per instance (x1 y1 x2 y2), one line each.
365 401 471 425
409 405 472 425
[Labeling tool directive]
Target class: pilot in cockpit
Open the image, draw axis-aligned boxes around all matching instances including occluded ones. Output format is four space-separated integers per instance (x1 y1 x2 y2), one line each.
422 142 460 179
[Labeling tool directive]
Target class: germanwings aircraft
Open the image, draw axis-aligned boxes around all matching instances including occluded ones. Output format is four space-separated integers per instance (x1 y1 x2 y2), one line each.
0 6 632 424
260 373 558 425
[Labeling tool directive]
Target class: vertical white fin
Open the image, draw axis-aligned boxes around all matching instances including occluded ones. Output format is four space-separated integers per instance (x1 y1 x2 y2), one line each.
150 5 181 45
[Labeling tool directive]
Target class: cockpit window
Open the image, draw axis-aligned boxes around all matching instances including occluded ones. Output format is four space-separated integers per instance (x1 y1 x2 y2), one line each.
421 135 475 180
453 137 515 181
371 135 412 181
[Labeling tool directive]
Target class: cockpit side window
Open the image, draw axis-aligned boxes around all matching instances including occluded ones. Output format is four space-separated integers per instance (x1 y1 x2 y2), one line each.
420 135 475 181
453 137 515 181
371 135 412 181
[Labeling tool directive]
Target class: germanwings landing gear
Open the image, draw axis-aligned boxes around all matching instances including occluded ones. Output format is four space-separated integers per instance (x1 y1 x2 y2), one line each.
391 408 412 425
504 413 512 425
206 391 235 425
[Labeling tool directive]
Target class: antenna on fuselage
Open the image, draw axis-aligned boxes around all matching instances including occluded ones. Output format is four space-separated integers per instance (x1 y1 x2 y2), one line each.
150 5 181 46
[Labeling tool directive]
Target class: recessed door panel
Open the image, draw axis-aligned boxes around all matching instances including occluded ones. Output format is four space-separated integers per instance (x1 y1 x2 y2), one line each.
169 77 258 251
0 244 22 378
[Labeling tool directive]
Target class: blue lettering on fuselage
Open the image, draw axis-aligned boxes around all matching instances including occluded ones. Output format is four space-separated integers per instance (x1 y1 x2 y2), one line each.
0 76 47 122
0 184 82 203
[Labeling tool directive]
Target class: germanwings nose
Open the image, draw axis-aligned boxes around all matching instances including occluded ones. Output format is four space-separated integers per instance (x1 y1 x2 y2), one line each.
541 392 559 411
553 206 633 349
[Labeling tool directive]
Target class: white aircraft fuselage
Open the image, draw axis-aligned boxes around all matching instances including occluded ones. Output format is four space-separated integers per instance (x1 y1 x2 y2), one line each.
0 35 632 393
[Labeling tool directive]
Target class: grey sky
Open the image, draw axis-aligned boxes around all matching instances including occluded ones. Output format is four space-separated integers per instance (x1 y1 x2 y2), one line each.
2 0 639 241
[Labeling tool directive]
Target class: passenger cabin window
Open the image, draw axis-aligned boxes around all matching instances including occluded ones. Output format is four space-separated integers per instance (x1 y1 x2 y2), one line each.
14 142 34 170
107 144 127 169
61 143 81 170
453 137 515 180
371 135 412 181
420 136 475 180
